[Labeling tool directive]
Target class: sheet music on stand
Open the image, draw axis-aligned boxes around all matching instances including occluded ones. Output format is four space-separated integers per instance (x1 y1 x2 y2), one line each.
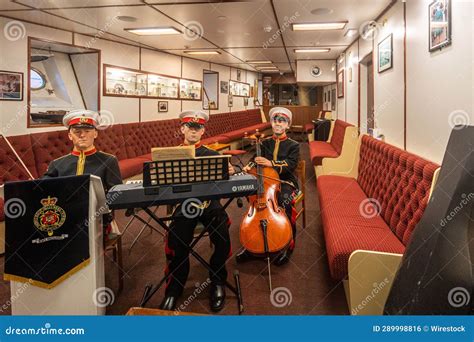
144 146 231 188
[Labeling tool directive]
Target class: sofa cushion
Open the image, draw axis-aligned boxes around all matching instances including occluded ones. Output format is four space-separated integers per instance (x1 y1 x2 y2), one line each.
330 120 353 154
318 175 406 280
94 124 128 160
201 135 231 145
30 130 72 176
119 157 145 179
357 135 439 244
309 141 339 166
0 135 38 183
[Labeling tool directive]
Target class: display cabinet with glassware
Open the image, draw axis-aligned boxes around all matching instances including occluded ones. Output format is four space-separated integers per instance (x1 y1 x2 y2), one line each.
147 73 179 99
104 64 147 97
179 78 202 101
229 80 250 97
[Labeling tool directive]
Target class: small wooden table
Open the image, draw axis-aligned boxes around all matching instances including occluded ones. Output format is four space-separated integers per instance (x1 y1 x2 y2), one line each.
206 142 231 151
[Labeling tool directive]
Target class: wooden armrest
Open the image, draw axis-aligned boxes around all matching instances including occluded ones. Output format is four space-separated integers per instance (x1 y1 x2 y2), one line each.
345 249 403 315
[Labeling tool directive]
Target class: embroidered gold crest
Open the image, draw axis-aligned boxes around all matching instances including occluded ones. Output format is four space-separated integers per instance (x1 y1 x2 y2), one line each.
33 196 66 236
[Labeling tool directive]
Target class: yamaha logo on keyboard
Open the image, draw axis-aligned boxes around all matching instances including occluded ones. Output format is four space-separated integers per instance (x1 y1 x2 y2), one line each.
232 185 255 192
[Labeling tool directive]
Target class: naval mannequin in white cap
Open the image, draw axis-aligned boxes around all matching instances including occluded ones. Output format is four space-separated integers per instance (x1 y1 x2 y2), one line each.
160 110 234 313
237 106 300 266
43 109 122 239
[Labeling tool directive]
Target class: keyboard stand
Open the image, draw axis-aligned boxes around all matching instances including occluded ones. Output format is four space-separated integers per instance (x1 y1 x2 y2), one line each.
138 198 244 315
122 207 164 254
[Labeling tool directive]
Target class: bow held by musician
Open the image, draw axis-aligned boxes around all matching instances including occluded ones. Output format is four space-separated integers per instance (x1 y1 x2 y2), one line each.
160 110 235 312
237 106 300 266
42 109 123 240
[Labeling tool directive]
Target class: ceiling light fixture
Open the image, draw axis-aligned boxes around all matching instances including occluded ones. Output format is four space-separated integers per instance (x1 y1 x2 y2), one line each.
294 48 331 53
292 21 347 31
247 60 273 64
184 50 221 55
124 27 182 36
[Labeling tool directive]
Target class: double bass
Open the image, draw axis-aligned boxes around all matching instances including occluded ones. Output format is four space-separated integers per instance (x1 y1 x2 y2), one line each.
239 130 293 290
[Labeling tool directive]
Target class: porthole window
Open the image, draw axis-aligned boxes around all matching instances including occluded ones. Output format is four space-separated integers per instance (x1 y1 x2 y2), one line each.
30 68 46 90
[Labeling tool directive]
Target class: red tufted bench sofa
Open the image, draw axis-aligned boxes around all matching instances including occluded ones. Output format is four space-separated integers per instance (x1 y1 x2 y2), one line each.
309 120 356 166
317 135 440 314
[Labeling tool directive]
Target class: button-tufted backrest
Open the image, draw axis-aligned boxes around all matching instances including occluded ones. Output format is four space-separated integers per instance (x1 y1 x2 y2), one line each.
357 135 439 245
0 135 38 183
30 130 72 176
330 120 353 154
94 124 127 160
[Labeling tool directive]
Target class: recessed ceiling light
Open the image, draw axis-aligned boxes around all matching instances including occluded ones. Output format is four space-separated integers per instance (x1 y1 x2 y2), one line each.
124 27 182 36
247 60 273 64
344 29 358 37
294 48 331 53
184 50 221 55
292 21 347 31
217 29 225 34
116 16 137 22
310 8 334 16
217 16 227 20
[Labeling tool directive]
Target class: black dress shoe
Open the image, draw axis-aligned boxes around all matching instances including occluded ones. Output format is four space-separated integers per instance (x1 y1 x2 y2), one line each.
159 295 178 311
209 284 226 312
235 249 256 263
273 248 293 266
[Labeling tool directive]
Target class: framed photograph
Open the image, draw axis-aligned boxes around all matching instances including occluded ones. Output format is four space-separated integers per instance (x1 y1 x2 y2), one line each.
220 81 228 94
337 70 344 98
324 92 326 102
0 70 23 101
331 89 336 110
158 101 168 112
228 93 233 107
429 0 451 51
378 34 393 73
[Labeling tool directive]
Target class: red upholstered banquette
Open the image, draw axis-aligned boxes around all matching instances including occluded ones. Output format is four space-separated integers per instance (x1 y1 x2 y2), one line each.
317 135 439 280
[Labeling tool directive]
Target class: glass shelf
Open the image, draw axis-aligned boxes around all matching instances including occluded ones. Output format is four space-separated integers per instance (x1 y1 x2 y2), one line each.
103 64 202 100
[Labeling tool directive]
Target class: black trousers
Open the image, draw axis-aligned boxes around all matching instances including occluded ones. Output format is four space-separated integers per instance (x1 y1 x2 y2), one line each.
277 183 298 249
164 201 231 297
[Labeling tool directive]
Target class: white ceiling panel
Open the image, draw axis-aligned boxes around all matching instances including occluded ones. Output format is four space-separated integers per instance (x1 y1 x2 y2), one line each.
152 1 283 48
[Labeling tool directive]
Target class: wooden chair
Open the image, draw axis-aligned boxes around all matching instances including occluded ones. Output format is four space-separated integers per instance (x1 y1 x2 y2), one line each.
105 232 124 294
293 160 306 230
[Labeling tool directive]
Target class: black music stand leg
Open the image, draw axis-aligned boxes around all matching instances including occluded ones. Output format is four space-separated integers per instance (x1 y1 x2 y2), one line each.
233 271 244 315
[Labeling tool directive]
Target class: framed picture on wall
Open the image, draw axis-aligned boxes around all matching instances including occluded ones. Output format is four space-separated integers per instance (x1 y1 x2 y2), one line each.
0 70 23 101
378 34 393 73
429 0 452 51
220 81 228 94
324 92 326 102
158 101 168 112
337 70 344 98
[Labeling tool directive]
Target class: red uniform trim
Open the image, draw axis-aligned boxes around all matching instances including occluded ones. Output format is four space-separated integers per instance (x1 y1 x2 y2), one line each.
71 148 97 156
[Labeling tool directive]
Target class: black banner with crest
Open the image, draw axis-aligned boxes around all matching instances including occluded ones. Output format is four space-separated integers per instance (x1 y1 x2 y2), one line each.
4 175 91 288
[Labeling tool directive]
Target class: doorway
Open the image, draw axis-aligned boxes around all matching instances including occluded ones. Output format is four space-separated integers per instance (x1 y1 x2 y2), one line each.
359 53 374 134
